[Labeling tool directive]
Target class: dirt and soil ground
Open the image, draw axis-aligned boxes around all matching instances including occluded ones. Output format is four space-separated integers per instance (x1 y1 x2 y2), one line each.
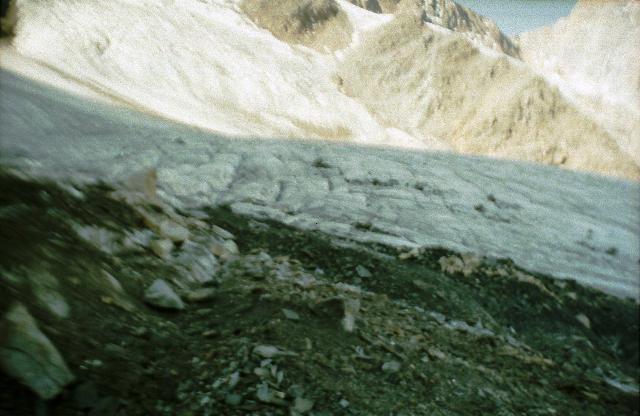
0 170 638 415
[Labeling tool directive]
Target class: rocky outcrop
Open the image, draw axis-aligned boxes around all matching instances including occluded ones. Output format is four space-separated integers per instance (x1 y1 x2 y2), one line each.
241 0 353 51
349 0 402 14
418 0 519 57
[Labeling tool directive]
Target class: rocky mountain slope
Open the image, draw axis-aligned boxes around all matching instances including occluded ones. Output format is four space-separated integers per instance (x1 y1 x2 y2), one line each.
1 0 638 179
336 9 638 178
1 170 638 415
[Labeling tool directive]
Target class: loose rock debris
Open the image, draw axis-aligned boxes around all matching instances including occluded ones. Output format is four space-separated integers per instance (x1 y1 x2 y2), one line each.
0 171 638 415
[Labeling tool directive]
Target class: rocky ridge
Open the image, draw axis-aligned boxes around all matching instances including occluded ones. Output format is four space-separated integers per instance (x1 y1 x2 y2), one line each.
336 3 639 179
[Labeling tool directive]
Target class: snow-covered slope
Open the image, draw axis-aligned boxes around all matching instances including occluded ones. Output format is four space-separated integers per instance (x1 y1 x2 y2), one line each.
1 70 639 300
1 0 637 179
518 0 640 165
0 0 401 146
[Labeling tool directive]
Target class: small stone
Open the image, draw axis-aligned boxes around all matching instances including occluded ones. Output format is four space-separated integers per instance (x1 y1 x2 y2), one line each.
228 371 240 388
293 397 315 413
199 395 212 406
158 220 190 243
427 348 447 360
61 184 85 200
252 345 297 358
202 329 218 338
73 225 120 254
575 313 591 329
185 287 217 303
566 292 578 301
428 311 446 324
282 308 300 321
140 206 188 236
604 377 640 395
29 270 69 319
103 271 123 293
150 239 173 259
123 167 158 200
84 359 104 368
342 298 360 333
144 279 185 310
210 224 235 240
355 265 372 278
398 247 421 260
209 238 239 261
33 287 70 319
554 280 567 289
105 343 127 356
288 384 305 398
0 303 75 399
253 345 282 358
195 308 213 316
256 383 273 403
225 393 243 406
131 327 148 337
122 229 153 251
381 361 401 373
339 399 350 408
184 217 208 229
100 296 135 312
188 209 209 220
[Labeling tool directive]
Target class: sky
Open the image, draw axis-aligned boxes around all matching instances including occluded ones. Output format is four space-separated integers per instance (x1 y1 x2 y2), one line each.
454 0 577 35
